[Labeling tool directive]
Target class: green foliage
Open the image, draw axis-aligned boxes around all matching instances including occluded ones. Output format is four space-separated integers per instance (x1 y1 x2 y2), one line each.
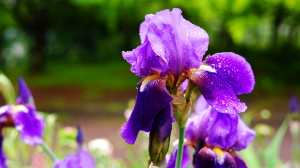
0 71 15 104
0 0 299 91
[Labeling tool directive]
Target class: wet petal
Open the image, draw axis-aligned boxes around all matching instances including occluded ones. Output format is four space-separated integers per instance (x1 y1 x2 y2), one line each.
203 53 255 95
16 77 34 105
0 135 7 168
53 150 95 168
123 8 209 77
190 68 247 114
121 77 173 144
190 52 254 114
167 145 190 168
231 117 256 151
13 105 45 146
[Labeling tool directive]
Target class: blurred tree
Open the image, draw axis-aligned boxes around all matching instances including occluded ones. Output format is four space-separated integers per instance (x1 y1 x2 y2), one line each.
0 0 299 90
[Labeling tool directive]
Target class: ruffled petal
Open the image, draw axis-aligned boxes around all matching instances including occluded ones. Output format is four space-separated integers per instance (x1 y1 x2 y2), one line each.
121 76 173 144
166 145 190 168
53 150 95 168
185 105 213 143
13 105 45 146
206 112 238 150
16 77 34 105
0 134 7 168
231 117 256 151
123 8 209 77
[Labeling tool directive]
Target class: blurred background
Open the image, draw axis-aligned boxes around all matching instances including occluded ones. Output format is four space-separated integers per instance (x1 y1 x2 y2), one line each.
0 0 300 165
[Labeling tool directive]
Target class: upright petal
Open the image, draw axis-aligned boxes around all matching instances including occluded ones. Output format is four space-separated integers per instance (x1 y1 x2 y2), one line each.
185 105 213 143
53 150 95 168
190 52 255 114
167 145 190 168
16 77 34 105
123 8 209 77
0 134 7 168
205 112 238 150
13 105 45 146
231 117 256 151
121 76 173 144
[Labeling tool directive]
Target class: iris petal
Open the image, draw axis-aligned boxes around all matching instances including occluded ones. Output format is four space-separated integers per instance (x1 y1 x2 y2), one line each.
203 52 255 95
53 150 95 168
166 145 190 168
0 135 7 168
14 105 45 146
190 52 254 114
121 77 173 144
231 117 256 151
16 77 34 105
123 8 209 77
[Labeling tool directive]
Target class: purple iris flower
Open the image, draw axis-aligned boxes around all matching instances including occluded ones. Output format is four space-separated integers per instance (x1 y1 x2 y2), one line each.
53 125 96 168
167 96 256 168
0 77 45 168
53 150 96 168
121 8 255 144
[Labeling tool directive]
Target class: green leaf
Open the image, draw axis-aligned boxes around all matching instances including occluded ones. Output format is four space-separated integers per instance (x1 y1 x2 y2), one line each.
0 71 15 104
238 144 262 168
264 117 289 168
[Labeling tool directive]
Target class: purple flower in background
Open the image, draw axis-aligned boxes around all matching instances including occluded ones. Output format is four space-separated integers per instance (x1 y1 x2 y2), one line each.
0 77 45 168
53 125 96 168
53 150 96 168
121 8 254 144
290 94 298 113
167 96 256 168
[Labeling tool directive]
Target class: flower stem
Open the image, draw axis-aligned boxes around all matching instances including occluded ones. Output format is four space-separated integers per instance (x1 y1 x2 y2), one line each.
40 143 57 161
175 126 185 168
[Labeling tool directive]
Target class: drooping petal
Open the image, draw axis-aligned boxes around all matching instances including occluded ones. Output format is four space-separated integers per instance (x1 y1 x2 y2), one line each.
0 134 7 168
13 105 45 146
166 145 190 168
202 53 255 95
121 76 173 144
190 53 255 114
232 153 248 168
193 147 237 168
123 8 209 77
53 150 95 168
16 77 34 105
231 117 256 151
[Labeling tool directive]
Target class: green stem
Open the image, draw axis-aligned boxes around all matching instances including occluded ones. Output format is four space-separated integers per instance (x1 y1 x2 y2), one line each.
292 128 299 168
185 80 196 103
175 126 185 168
40 143 57 161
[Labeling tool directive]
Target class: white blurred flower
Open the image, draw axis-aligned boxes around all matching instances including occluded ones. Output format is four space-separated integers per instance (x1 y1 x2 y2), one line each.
88 138 114 156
